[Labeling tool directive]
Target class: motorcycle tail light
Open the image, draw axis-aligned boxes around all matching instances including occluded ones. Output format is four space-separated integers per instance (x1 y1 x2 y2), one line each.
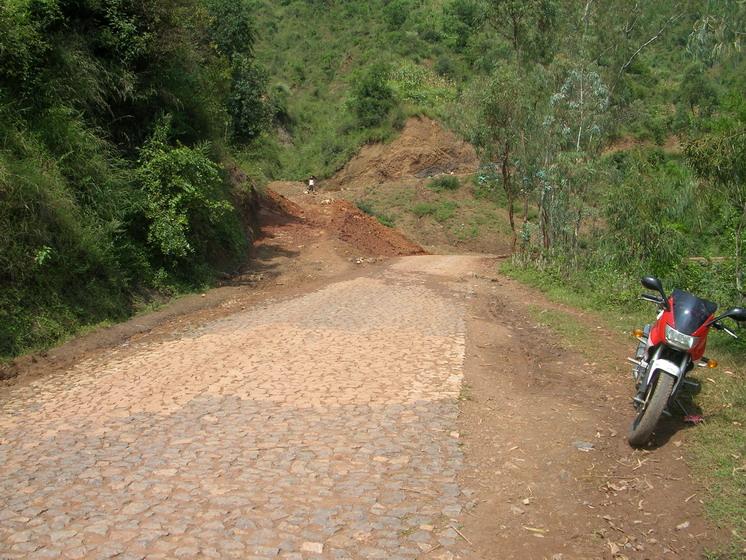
665 324 698 351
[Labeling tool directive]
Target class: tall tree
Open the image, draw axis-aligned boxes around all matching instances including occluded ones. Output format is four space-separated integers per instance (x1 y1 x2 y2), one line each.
474 64 532 252
686 94 746 301
485 0 557 61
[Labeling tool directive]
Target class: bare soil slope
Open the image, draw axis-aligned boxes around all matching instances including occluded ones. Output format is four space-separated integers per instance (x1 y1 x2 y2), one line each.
328 115 478 188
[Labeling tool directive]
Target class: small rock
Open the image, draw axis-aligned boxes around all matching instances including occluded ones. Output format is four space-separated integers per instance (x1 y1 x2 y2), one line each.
573 441 595 451
50 529 78 542
121 502 149 516
9 531 32 543
301 542 324 554
174 547 199 558
64 546 89 560
510 505 525 515
676 521 690 531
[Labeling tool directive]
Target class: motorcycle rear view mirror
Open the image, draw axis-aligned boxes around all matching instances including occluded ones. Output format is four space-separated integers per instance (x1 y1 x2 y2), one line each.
641 276 669 309
720 307 746 322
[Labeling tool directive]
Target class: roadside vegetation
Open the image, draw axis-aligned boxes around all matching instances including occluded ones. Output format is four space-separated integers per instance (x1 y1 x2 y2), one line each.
1 0 278 357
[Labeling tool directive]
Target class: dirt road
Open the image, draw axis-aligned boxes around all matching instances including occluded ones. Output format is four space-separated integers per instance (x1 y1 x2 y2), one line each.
0 247 720 560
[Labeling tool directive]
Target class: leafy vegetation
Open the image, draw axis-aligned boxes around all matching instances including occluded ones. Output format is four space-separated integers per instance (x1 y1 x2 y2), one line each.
0 0 273 357
427 176 460 191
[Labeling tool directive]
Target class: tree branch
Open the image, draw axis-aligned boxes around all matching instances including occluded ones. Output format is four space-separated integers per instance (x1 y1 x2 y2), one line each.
618 13 684 78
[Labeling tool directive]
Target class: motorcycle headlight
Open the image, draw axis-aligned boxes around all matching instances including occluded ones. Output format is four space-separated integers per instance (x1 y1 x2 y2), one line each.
665 324 698 351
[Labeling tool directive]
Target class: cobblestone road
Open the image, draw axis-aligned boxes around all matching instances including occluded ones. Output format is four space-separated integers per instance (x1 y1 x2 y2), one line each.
1 256 480 560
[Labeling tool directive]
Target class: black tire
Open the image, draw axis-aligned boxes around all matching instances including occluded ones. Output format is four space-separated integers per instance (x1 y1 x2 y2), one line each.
628 372 675 447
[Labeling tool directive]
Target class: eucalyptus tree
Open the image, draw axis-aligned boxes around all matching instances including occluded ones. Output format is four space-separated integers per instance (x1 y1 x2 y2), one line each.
473 64 533 252
686 96 746 302
484 0 558 62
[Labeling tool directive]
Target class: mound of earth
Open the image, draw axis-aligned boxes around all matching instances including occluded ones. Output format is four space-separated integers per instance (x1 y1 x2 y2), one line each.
261 186 308 220
329 116 478 188
329 201 426 257
258 187 426 258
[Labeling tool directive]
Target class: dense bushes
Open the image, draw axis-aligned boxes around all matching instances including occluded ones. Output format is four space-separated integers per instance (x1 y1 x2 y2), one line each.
350 63 396 128
0 0 271 357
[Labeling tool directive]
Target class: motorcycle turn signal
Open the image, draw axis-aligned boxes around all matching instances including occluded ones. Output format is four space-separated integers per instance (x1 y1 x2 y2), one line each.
632 328 644 338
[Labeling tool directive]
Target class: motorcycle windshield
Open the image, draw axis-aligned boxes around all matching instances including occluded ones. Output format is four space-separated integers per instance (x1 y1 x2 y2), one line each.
671 289 717 334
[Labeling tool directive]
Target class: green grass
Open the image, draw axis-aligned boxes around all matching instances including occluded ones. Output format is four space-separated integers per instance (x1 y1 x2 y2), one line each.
410 200 457 222
427 175 460 191
356 199 396 227
504 263 746 556
412 200 458 223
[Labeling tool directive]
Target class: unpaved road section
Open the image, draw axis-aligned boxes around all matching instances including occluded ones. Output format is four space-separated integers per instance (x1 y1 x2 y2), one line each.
0 256 478 560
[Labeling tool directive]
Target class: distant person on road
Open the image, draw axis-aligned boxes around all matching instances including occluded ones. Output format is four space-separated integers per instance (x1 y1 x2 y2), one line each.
307 175 316 194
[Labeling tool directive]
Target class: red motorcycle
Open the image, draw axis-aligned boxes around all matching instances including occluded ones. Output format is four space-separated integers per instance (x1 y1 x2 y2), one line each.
627 276 746 446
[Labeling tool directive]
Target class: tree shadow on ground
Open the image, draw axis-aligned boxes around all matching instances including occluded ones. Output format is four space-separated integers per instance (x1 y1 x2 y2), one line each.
227 204 305 286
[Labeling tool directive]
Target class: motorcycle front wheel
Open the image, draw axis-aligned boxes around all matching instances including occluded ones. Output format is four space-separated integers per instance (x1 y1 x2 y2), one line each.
628 372 675 447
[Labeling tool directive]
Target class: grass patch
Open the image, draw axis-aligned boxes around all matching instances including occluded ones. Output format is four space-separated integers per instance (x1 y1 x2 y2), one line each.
356 199 395 227
453 223 480 241
427 175 460 191
527 306 591 352
411 200 457 222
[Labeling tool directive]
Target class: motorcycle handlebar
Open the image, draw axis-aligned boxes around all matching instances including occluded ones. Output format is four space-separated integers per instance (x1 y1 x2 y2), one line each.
713 321 738 339
640 293 665 305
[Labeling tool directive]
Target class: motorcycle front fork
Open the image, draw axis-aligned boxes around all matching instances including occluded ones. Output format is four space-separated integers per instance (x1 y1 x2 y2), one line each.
628 325 699 416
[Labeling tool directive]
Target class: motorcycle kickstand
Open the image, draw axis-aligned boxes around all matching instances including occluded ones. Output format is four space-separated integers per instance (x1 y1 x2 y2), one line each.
673 398 690 417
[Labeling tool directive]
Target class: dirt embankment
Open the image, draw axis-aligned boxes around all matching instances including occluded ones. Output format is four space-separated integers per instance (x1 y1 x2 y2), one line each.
328 116 479 188
329 200 426 257
263 187 426 258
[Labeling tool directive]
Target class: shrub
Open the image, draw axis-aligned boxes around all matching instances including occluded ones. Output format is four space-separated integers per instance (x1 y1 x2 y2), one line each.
427 175 460 191
435 55 457 78
228 56 272 143
350 62 396 128
137 116 241 266
383 0 413 30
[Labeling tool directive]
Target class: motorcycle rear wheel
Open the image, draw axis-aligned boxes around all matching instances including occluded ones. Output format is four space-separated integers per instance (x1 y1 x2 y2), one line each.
628 372 674 447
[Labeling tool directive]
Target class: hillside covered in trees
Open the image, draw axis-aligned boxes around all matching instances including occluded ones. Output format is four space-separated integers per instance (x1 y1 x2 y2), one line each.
2 0 745 360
